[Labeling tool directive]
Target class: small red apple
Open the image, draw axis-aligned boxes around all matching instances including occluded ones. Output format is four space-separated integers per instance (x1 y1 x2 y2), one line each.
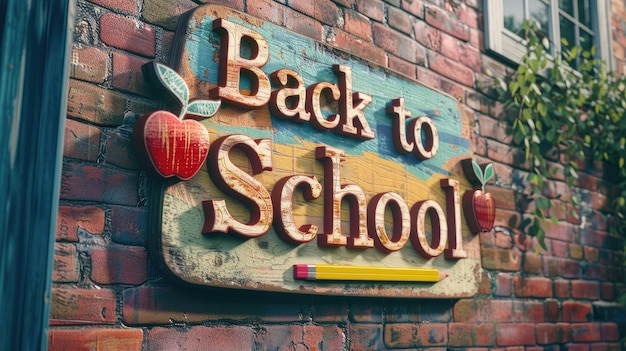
463 189 496 234
133 110 210 180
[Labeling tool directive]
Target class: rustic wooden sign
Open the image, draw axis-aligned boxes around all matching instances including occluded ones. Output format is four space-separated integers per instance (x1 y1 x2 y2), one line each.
145 5 483 298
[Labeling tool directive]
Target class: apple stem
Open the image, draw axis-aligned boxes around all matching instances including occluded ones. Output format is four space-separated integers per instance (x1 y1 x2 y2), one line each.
178 105 188 120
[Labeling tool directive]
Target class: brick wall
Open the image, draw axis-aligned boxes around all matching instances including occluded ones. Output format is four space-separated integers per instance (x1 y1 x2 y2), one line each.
49 0 625 349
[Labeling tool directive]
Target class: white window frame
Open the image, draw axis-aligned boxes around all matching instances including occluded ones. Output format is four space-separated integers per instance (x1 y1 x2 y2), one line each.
484 0 612 68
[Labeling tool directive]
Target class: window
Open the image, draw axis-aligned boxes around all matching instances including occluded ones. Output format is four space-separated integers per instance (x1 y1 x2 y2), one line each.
484 0 612 68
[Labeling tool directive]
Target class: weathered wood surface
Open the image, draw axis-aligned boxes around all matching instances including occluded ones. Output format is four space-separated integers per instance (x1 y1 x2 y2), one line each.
155 5 481 298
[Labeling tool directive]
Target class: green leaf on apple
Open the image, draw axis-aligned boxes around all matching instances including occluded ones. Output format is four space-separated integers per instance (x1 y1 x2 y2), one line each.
154 62 190 107
471 160 484 185
187 99 221 118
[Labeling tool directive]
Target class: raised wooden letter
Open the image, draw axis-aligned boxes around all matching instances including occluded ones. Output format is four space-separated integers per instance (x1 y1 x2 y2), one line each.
210 19 270 108
386 98 414 154
272 175 322 243
315 146 373 248
307 82 341 130
202 134 273 238
333 65 375 140
269 69 310 122
410 116 439 160
410 200 448 258
367 192 411 253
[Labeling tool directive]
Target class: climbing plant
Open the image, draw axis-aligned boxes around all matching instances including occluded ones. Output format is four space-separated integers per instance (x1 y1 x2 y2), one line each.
492 20 626 248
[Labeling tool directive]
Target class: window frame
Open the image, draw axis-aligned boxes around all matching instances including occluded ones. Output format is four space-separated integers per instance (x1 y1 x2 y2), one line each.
484 0 612 68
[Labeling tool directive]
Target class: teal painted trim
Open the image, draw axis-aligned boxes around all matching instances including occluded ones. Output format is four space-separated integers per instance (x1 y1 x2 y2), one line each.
0 0 74 349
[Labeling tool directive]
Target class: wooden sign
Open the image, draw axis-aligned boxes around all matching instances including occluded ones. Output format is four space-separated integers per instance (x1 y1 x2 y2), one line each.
143 5 484 298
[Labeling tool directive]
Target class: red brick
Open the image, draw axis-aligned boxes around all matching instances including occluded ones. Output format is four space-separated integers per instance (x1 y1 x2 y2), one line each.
302 325 344 350
571 280 600 300
388 6 413 35
495 273 512 296
373 22 426 64
104 129 141 170
551 239 569 257
290 0 341 26
427 50 474 86
100 13 156 57
481 247 522 271
485 139 526 166
401 0 423 17
110 205 149 245
494 231 513 249
388 54 417 78
544 299 560 322
53 243 80 283
60 162 139 206
457 3 479 28
57 205 105 242
448 323 495 346
591 343 620 351
70 45 108 83
523 252 542 273
514 276 553 298
430 71 468 103
284 7 323 40
111 52 150 96
48 328 143 350
420 323 447 346
513 300 544 322
149 326 253 351
49 288 117 325
561 258 582 278
91 245 147 285
600 323 619 341
454 299 513 323
584 264 608 280
544 256 562 277
328 29 386 66
196 0 244 11
563 301 592 322
384 323 419 348
64 118 101 162
571 323 602 342
90 0 136 14
536 323 558 345
554 279 570 298
344 8 372 41
558 323 572 343
585 246 600 262
67 79 127 126
601 282 615 300
565 344 590 351
569 243 584 259
495 323 535 346
349 324 384 351
142 0 196 31
357 0 385 22
466 91 490 114
122 286 308 325
424 5 469 41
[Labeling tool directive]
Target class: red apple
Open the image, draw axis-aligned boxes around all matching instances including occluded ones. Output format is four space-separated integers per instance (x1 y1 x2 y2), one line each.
462 189 496 234
133 110 210 180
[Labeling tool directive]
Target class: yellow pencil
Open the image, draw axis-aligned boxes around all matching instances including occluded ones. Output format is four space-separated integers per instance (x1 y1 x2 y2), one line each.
293 264 448 282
